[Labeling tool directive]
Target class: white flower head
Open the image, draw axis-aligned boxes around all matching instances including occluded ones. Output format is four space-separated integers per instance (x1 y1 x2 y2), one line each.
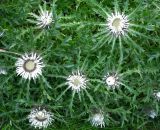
15 52 45 80
107 11 129 36
103 73 120 89
28 107 54 129
0 68 7 75
29 6 53 28
90 111 105 128
66 70 88 92
147 109 157 119
153 91 160 101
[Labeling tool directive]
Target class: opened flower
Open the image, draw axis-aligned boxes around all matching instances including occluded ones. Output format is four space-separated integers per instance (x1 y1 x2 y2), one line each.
90 0 145 60
15 52 44 80
28 107 54 129
107 11 129 37
66 70 88 92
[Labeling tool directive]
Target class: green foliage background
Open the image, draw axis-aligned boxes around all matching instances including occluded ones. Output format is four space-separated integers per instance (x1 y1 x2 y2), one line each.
0 0 160 130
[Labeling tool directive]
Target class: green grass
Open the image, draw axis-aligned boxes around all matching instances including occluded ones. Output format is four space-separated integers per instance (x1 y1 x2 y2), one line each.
0 0 160 129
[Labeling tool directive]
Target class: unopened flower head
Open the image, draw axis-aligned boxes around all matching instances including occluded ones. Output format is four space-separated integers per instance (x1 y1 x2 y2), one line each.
15 52 45 80
153 91 160 101
147 109 157 119
28 107 54 129
103 73 120 89
66 70 88 92
29 6 53 28
107 11 129 36
90 111 105 128
0 68 7 75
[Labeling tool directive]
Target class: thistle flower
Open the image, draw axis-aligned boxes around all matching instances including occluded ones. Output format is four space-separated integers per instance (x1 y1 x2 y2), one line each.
107 11 129 37
147 109 157 119
103 73 120 89
66 70 88 92
29 6 53 28
0 68 7 75
15 52 45 80
91 0 145 57
153 91 160 101
143 107 158 119
28 107 54 129
90 111 105 128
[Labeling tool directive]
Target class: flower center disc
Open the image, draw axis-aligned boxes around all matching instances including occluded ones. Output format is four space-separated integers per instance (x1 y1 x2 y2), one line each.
72 78 81 87
35 111 47 121
112 18 121 30
24 60 36 72
106 76 116 86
